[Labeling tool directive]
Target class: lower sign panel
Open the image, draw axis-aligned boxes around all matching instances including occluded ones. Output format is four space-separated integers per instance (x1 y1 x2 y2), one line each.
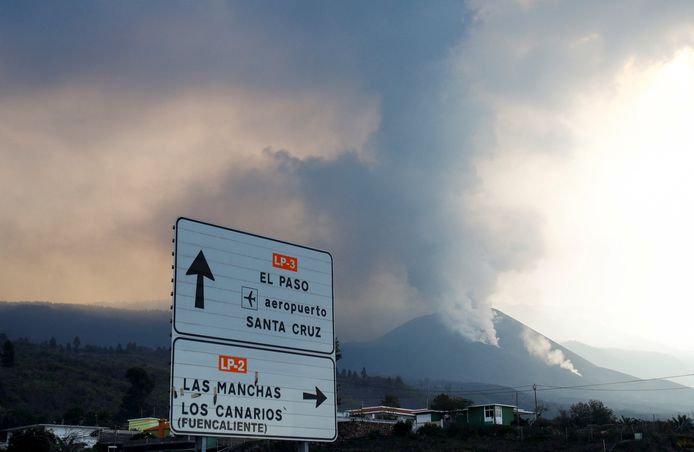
170 338 337 441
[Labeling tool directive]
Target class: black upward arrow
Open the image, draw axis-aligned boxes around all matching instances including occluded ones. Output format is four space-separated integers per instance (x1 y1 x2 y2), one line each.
303 387 327 408
186 250 215 309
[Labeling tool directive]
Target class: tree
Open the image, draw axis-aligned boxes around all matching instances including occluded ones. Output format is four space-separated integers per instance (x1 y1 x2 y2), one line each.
72 336 81 351
118 367 155 420
1 339 15 367
335 337 342 362
7 427 57 452
381 394 401 407
55 433 84 452
670 414 693 432
568 400 615 426
63 406 85 425
335 338 342 407
430 393 472 411
392 420 413 436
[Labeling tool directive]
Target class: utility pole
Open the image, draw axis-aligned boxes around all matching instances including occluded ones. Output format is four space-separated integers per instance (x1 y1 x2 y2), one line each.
515 391 520 441
533 384 538 422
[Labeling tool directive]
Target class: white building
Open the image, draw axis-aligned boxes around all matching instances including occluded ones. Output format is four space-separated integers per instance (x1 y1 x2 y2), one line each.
1 424 103 449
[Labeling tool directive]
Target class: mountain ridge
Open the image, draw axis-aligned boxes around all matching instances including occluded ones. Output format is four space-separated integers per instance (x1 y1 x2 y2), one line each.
340 310 694 415
0 301 170 347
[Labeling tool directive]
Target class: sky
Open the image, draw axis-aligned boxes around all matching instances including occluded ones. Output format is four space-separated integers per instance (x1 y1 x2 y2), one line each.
2 0 694 353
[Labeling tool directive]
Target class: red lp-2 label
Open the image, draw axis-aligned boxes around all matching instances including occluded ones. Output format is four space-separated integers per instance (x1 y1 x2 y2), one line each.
218 355 247 373
272 253 298 272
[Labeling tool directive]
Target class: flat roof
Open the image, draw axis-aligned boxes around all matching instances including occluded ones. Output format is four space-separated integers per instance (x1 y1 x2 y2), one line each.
468 404 519 409
2 424 102 432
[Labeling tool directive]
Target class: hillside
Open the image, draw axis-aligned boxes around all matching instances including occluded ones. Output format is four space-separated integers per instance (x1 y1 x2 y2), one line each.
340 311 694 416
0 339 434 429
0 340 170 429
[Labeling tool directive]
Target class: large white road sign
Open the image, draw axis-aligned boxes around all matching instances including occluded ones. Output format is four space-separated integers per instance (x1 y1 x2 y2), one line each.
170 338 336 441
170 218 336 442
173 217 334 354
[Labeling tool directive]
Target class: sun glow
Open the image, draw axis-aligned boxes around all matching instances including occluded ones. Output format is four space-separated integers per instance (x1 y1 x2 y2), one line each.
482 48 694 349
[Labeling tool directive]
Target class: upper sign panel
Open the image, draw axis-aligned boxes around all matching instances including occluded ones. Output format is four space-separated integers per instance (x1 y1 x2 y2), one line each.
173 218 334 354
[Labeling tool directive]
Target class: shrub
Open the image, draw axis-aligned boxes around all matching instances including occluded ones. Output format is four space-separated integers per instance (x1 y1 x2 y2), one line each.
8 428 57 452
392 420 413 437
417 423 444 437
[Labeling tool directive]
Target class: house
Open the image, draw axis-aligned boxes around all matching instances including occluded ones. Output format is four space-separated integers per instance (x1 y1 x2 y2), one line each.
456 404 535 427
347 406 417 423
345 406 445 431
412 409 445 430
126 417 159 432
346 403 534 430
126 417 171 439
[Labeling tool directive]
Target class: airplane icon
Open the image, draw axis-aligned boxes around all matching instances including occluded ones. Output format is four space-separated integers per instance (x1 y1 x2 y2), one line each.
244 291 256 307
241 287 258 311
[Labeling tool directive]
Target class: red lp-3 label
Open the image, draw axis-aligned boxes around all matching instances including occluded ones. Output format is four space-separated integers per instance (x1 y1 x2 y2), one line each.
272 253 297 272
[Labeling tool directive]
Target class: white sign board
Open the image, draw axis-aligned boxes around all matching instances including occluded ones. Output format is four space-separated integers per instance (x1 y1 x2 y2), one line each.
170 218 336 441
170 338 336 441
173 218 334 354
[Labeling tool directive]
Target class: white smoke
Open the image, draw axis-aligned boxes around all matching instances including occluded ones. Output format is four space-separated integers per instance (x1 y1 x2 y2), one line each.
441 294 499 346
521 327 582 376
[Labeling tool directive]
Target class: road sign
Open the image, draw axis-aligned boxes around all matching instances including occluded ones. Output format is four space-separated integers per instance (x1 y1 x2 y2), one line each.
170 338 336 441
172 218 334 354
170 218 336 442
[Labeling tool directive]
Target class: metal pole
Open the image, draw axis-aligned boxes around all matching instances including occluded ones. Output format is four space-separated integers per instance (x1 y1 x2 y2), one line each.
533 384 538 421
515 391 520 440
194 436 207 452
298 441 309 452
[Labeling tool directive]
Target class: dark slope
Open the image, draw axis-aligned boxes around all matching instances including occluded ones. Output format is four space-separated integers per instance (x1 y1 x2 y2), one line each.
0 302 170 347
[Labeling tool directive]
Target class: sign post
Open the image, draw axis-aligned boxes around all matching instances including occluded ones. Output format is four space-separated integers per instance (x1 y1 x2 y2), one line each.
170 218 336 442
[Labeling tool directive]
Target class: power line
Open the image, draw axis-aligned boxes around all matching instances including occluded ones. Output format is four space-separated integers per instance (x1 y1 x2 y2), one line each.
338 371 694 398
559 386 694 392
535 372 694 392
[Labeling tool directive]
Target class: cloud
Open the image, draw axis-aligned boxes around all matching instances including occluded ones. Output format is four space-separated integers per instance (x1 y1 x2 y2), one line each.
0 84 379 305
7 1 692 347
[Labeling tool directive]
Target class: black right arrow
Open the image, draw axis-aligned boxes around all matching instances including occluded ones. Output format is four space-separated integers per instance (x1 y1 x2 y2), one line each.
186 250 215 309
303 387 327 408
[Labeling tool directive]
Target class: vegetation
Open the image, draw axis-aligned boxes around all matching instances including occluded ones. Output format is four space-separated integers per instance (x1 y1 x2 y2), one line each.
118 367 156 420
4 335 694 451
429 393 472 411
2 338 15 367
337 369 424 409
380 394 401 407
0 338 169 429
670 414 693 432
392 420 412 437
308 399 694 451
6 427 57 452
556 399 616 427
